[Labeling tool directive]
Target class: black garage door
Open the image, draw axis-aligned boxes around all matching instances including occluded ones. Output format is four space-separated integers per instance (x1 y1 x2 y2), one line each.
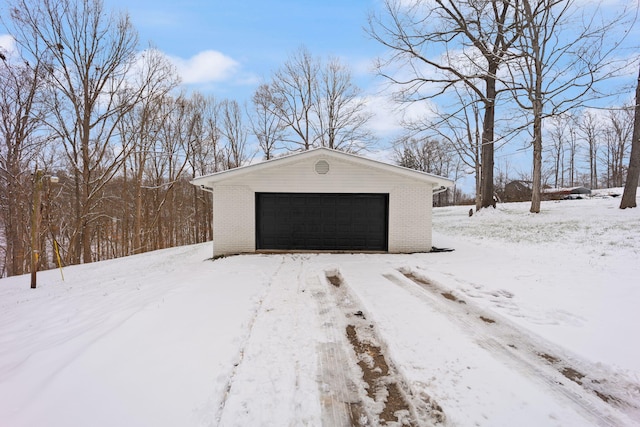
256 193 388 251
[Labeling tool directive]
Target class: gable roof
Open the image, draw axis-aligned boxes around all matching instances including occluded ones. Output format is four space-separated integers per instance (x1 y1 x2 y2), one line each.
190 147 454 188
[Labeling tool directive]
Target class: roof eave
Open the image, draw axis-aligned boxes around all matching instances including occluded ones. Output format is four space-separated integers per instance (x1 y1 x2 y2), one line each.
190 147 454 188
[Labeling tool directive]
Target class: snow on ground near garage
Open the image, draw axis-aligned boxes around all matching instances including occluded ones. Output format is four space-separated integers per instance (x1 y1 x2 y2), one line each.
0 194 639 426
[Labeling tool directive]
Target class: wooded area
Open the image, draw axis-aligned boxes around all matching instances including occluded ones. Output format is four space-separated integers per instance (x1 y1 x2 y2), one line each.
369 0 638 212
1 0 638 277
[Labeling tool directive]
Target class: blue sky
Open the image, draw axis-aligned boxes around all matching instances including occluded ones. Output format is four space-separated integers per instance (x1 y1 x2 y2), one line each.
106 0 385 102
1 0 433 187
0 0 404 159
97 0 407 149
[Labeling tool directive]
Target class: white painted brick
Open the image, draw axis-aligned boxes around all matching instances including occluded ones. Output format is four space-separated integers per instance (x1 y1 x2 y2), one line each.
389 186 432 252
213 185 255 257
210 154 439 256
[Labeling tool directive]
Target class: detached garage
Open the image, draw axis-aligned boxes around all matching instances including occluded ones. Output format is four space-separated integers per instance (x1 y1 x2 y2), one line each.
191 148 453 258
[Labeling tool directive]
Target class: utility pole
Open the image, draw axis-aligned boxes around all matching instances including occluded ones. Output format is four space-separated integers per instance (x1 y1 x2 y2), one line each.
30 170 58 288
30 170 43 289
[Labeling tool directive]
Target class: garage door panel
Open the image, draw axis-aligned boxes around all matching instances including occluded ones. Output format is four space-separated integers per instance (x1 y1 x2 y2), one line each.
256 193 388 251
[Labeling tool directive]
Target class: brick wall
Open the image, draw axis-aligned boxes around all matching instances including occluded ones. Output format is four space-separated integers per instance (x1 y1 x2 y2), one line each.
210 155 438 257
388 186 432 253
212 185 255 257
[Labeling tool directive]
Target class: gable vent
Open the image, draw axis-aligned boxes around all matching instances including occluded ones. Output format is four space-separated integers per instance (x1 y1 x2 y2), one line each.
315 160 330 174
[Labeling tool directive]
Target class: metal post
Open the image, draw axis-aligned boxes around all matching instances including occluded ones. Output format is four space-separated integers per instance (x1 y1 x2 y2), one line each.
30 170 43 288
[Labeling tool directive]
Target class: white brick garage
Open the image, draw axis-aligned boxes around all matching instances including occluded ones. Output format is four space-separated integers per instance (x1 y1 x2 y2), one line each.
191 148 453 258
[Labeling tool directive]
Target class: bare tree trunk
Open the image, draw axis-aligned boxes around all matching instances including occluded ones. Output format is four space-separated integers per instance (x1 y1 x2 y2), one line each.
568 128 577 187
122 162 130 256
524 0 544 214
531 111 543 213
480 72 496 208
133 173 144 253
620 65 640 209
69 169 82 264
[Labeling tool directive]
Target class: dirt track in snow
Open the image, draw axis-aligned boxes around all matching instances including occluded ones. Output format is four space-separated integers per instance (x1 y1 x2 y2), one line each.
322 271 444 426
215 254 640 426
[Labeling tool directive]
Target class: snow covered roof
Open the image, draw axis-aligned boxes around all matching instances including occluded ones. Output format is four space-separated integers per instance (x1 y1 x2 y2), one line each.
190 147 454 189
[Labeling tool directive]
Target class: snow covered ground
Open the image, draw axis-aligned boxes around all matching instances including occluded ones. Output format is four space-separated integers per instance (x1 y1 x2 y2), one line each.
0 195 639 426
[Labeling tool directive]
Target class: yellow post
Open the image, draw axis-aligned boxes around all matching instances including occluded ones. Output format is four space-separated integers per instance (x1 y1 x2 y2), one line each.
54 239 65 281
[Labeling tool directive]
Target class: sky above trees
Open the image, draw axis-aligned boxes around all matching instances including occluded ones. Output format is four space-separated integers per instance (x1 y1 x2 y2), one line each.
3 0 636 148
0 0 422 157
102 1 383 103
1 0 637 193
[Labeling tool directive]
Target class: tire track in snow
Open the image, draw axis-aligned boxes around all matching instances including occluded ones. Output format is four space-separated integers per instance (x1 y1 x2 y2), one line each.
215 254 321 426
312 271 367 426
213 255 287 424
322 268 445 426
385 268 640 427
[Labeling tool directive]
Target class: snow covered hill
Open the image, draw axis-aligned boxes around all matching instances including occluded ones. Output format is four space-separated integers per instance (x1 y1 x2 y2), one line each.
1 196 639 426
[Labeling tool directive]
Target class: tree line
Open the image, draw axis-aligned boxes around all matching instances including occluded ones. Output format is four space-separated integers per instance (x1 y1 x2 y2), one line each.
1 0 639 277
369 0 639 212
395 105 638 204
0 0 377 277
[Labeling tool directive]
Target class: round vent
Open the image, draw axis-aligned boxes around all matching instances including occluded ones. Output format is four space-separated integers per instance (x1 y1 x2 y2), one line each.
315 160 330 174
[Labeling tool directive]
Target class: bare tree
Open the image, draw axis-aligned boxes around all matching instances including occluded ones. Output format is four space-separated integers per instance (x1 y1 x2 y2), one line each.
394 135 457 205
409 84 484 207
135 94 194 251
546 114 571 188
506 0 633 212
198 94 225 174
578 111 602 190
314 57 374 152
8 0 142 263
368 0 519 209
394 136 454 175
250 84 285 160
0 42 49 276
81 91 216 259
620 64 640 209
186 93 219 243
264 47 373 153
268 46 317 150
220 99 248 169
604 107 634 188
119 48 179 254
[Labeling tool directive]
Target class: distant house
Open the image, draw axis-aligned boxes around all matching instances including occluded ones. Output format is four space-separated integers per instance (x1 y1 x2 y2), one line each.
190 147 453 258
503 180 533 202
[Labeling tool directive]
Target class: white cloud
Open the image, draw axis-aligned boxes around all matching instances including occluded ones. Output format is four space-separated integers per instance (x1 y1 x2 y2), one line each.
363 93 404 136
364 146 396 164
0 34 17 59
169 50 239 85
362 89 439 139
